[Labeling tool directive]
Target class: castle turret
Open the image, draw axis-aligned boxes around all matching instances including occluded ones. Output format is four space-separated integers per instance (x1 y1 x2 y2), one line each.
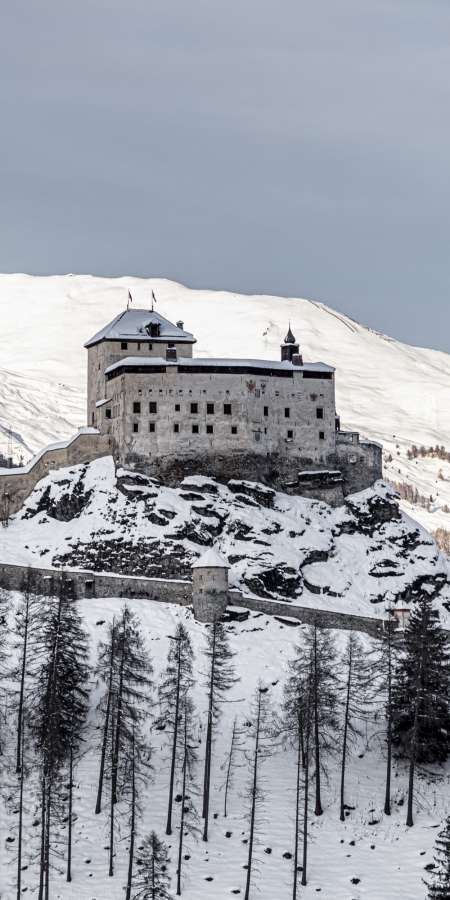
192 548 230 622
280 323 302 364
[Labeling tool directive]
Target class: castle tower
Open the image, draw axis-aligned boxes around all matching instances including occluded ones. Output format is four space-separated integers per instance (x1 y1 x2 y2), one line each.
192 548 230 622
280 323 302 364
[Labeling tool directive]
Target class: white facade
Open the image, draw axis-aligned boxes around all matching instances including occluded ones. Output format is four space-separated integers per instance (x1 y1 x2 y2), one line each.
86 308 337 465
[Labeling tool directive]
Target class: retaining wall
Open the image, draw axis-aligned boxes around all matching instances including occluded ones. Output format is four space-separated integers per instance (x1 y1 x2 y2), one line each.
0 562 388 638
0 430 112 516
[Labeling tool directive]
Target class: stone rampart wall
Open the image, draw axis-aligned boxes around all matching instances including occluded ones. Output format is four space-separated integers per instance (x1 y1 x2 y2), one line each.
0 562 389 639
0 432 112 515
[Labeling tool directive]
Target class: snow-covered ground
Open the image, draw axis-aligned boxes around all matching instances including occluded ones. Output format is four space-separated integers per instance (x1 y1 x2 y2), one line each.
1 457 450 628
2 272 450 531
0 596 448 900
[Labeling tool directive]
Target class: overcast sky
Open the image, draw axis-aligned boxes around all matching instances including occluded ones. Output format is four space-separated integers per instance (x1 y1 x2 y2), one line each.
1 0 449 350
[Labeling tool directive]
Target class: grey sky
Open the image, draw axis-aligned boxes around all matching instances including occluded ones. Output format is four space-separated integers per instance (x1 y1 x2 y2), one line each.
1 0 449 350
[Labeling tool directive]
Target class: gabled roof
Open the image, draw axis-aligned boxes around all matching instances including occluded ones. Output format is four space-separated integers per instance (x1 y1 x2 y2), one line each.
192 548 230 569
84 309 196 348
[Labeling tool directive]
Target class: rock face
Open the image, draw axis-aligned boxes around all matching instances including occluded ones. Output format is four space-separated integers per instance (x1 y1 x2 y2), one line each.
3 456 450 627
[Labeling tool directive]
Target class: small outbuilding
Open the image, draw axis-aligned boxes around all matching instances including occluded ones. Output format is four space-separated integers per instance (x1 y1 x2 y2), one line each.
192 548 230 623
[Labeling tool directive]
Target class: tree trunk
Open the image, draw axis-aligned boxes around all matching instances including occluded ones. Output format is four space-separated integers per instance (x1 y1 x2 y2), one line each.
125 728 136 900
301 723 310 887
384 624 392 816
16 721 25 900
95 623 114 815
313 630 323 816
406 615 427 828
67 740 73 882
44 780 51 900
202 623 216 841
177 737 188 896
38 777 46 900
224 718 237 818
112 636 125 807
293 727 301 900
166 642 181 836
244 694 261 900
16 588 30 774
109 713 116 877
340 647 352 822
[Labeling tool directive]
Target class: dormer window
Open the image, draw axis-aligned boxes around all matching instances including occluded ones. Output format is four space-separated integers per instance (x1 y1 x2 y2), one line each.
146 321 160 338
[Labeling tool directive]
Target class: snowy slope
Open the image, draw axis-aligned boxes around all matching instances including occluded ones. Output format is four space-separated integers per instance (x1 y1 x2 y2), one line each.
2 273 450 531
1 457 450 628
0 596 448 900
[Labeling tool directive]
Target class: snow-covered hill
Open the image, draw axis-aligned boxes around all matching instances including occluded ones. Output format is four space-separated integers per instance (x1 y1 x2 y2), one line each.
2 273 450 532
0 594 448 900
2 457 449 628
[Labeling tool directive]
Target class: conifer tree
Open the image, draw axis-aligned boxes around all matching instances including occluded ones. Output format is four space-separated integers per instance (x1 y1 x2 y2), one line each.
28 580 90 900
132 831 173 900
244 684 272 900
0 583 10 754
95 606 153 878
124 719 153 900
13 571 40 772
282 646 313 893
157 622 194 835
284 624 339 817
339 631 371 822
201 620 238 841
392 592 450 827
426 816 450 898
369 612 398 815
176 695 200 896
221 716 245 818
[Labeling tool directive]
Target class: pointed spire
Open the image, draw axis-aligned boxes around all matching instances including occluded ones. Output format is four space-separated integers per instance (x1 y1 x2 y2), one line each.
284 321 296 344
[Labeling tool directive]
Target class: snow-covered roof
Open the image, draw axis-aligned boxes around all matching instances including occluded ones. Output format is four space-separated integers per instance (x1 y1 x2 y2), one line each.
192 548 231 569
84 309 196 348
105 357 335 375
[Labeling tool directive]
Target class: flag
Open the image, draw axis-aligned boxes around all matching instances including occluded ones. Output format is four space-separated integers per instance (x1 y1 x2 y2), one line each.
152 290 156 305
128 289 133 304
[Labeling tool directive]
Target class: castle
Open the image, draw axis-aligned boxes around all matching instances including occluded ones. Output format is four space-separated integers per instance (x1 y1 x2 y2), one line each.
85 306 382 501
0 304 382 515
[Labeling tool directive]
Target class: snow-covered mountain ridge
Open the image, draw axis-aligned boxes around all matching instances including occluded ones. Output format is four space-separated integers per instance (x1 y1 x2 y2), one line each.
1 273 450 533
2 456 450 628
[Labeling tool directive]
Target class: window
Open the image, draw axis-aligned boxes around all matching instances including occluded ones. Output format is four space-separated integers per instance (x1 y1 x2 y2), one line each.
133 423 139 433
316 407 324 419
175 403 180 411
206 424 214 434
149 401 157 414
284 408 290 418
149 323 159 337
207 403 215 414
231 426 237 434
133 402 141 414
190 402 198 414
319 431 325 440
91 412 95 424
137 342 141 350
192 424 199 434
168 342 174 348
121 342 128 350
287 430 293 439
105 408 112 419
174 423 180 433
148 343 153 350
264 406 269 416
224 403 232 415
149 422 155 433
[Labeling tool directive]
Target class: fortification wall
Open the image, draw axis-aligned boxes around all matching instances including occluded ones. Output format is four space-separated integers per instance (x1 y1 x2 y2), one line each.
0 431 112 516
0 562 388 639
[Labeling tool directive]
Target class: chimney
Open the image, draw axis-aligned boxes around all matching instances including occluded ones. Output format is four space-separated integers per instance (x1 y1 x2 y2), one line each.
292 353 303 366
176 320 184 330
166 347 177 361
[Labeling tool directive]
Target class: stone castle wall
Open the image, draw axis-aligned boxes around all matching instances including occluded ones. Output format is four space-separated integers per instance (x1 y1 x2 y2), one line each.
0 431 111 516
0 561 389 639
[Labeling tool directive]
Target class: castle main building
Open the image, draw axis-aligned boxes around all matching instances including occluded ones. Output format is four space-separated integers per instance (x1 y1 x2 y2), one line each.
85 307 382 501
